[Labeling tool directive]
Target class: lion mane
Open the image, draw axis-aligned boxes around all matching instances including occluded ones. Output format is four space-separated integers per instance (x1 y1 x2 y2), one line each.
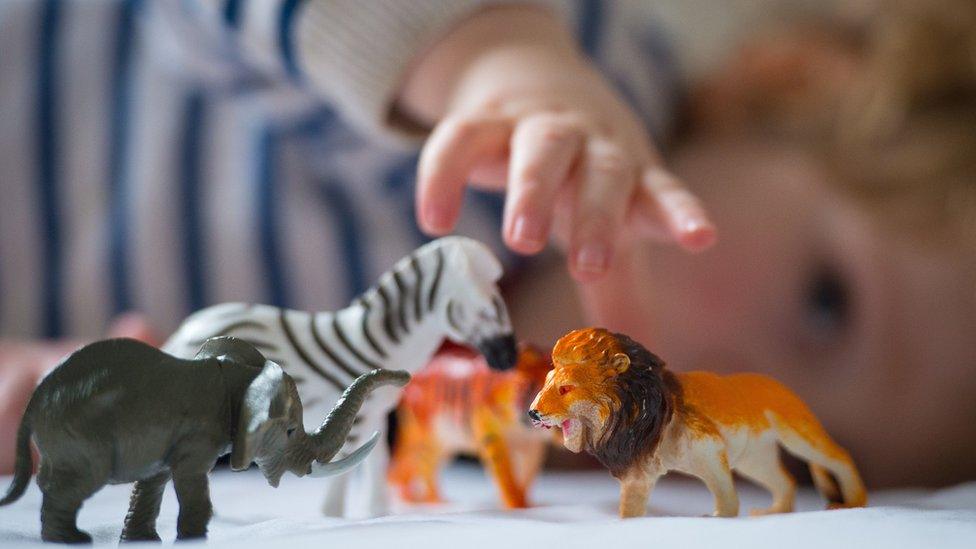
586 332 682 477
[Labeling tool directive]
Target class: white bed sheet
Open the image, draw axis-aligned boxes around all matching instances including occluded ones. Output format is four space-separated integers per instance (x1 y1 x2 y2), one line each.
2 464 974 548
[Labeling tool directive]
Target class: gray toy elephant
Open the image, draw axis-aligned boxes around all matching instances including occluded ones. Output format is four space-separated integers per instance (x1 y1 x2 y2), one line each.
0 336 409 543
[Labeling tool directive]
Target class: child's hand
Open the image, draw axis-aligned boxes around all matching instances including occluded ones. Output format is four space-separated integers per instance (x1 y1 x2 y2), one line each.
0 314 158 473
400 6 715 282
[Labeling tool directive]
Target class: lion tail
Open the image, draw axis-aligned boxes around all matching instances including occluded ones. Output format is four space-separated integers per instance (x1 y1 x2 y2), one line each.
768 412 868 509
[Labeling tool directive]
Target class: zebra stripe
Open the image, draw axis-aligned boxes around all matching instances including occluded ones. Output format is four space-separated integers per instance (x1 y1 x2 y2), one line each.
332 315 382 371
392 271 409 335
409 253 423 323
356 297 387 359
278 308 345 389
376 283 398 344
309 314 363 380
427 247 444 312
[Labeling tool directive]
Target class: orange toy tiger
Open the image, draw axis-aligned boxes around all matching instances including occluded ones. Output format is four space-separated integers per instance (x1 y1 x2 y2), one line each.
389 344 553 509
529 328 867 518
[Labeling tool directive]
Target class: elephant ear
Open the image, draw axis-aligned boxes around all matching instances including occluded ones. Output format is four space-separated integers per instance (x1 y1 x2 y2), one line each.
230 361 289 471
196 336 267 369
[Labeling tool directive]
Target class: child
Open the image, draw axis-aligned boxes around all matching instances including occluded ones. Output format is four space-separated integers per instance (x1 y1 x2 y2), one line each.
0 1 709 472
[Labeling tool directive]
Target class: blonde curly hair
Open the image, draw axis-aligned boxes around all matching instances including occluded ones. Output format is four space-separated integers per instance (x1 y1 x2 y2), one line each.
690 0 976 251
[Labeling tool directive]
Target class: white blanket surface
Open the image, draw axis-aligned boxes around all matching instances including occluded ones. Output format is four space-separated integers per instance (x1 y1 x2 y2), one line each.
2 464 974 548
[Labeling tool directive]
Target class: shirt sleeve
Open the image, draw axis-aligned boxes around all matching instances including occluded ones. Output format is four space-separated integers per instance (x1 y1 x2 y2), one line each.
192 1 569 144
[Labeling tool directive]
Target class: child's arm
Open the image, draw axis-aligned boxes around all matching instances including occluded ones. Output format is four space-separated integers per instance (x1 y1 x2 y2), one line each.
398 6 716 281
189 1 561 139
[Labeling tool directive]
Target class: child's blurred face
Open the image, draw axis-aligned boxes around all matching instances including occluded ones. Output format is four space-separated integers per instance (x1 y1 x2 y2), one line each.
597 135 976 487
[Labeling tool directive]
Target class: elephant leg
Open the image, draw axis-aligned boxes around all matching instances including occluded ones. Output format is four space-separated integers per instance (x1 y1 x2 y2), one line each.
321 473 349 517
41 493 93 544
37 460 101 543
172 473 212 540
121 472 170 542
359 432 391 517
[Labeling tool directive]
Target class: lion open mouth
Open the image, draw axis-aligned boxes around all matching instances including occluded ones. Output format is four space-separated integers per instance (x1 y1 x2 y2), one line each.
561 418 584 453
531 415 585 452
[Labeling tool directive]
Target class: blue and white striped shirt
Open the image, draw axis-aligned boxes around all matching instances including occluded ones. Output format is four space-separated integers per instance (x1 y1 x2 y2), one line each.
0 0 680 339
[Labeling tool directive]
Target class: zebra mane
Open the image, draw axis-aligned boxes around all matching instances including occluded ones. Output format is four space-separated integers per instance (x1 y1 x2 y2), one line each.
351 237 499 348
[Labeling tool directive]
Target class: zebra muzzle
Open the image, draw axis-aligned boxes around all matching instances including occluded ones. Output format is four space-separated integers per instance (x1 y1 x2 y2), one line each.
476 334 518 371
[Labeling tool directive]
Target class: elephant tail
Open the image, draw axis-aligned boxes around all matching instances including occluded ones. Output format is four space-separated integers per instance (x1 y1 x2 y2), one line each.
0 414 33 506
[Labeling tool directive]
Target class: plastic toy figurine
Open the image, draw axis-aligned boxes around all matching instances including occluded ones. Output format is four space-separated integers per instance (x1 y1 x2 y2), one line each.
0 336 409 543
388 343 554 509
529 328 868 518
163 236 517 517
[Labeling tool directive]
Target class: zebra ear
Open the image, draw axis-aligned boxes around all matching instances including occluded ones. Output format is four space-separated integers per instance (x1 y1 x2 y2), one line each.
448 238 502 284
230 361 288 471
444 242 473 277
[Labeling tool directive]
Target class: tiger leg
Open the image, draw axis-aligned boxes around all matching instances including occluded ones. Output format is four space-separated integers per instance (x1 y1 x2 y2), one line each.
513 436 547 491
388 415 417 501
389 411 444 504
473 408 527 509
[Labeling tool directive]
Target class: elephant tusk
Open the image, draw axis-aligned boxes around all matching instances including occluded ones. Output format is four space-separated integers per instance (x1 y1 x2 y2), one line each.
306 431 380 478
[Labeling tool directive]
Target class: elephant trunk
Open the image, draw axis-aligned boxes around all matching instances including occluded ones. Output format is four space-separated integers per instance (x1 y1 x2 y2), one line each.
307 369 410 463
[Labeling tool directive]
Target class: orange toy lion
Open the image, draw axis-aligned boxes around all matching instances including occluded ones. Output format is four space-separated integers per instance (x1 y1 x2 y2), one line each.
529 328 867 518
389 344 553 508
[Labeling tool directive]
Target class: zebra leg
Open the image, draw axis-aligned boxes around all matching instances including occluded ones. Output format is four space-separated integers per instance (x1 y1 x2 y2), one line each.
360 431 391 517
321 472 349 517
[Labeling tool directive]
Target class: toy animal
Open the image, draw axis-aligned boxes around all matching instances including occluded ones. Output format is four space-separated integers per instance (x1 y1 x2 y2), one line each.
388 344 554 509
0 337 409 543
529 328 868 518
163 236 518 517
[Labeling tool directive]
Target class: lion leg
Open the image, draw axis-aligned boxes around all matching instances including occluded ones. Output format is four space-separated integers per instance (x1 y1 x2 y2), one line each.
616 468 661 518
734 437 796 515
809 464 842 506
687 443 739 517
771 417 867 508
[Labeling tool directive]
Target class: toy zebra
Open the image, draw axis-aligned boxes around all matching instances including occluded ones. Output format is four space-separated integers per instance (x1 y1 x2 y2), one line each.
163 236 518 518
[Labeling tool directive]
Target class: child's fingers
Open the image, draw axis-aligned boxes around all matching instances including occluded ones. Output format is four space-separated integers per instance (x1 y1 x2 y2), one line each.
503 114 584 254
636 168 716 251
569 138 636 282
417 115 512 235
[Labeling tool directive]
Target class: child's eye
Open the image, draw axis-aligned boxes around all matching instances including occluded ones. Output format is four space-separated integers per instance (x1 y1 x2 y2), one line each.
558 385 574 396
804 265 850 337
